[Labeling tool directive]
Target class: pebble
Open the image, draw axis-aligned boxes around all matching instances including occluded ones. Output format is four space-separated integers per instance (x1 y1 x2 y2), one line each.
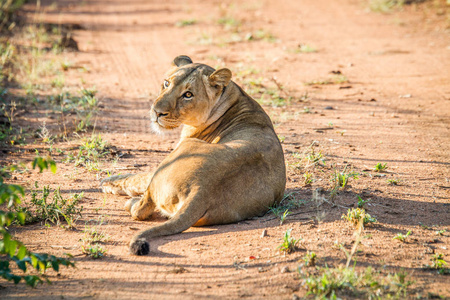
281 266 290 273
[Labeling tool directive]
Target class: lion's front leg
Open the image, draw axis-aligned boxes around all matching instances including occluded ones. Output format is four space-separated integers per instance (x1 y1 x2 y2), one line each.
101 172 153 197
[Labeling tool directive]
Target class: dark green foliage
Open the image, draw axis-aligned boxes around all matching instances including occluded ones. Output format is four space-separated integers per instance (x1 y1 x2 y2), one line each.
1 157 75 287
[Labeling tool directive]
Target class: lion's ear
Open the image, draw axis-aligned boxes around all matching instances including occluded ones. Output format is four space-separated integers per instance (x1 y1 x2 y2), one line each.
209 68 232 87
173 55 193 67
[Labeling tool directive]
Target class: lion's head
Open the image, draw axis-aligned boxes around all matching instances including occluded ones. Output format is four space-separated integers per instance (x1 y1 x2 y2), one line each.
150 55 232 133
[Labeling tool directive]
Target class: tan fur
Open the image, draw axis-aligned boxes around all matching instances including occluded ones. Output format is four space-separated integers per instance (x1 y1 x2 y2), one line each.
101 56 286 255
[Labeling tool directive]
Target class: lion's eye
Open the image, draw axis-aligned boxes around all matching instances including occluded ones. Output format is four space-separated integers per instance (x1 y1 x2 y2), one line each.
183 92 193 99
163 80 170 89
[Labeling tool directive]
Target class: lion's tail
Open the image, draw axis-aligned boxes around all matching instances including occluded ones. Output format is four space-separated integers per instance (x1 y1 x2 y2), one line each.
129 195 207 255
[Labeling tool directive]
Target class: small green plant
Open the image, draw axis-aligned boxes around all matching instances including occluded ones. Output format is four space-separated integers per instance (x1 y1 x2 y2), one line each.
175 19 197 27
374 162 388 172
427 254 449 275
269 192 305 221
303 251 317 267
369 0 405 13
82 217 109 244
357 195 369 208
279 209 290 225
387 178 400 185
304 144 325 166
342 208 377 227
81 243 106 259
436 229 446 236
332 166 359 191
278 229 300 254
303 171 313 185
302 266 413 299
296 44 317 53
16 183 83 228
393 230 411 242
1 157 74 287
65 134 110 171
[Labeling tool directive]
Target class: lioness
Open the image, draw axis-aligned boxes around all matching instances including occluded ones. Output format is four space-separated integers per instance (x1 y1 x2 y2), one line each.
102 55 286 255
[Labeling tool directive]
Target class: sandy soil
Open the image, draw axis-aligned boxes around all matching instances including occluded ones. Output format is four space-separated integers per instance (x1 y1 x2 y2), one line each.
1 0 449 299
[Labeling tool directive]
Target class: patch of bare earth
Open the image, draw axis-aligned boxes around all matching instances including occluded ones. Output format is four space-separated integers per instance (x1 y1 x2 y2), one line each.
1 0 449 299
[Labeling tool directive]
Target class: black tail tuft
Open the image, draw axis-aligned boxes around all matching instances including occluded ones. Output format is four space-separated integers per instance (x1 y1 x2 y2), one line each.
130 239 150 255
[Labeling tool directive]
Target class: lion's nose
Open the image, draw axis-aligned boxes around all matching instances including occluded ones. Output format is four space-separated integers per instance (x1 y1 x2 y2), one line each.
152 108 169 119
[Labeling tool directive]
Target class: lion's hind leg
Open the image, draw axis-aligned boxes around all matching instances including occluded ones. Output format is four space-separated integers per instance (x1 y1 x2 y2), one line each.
101 172 153 197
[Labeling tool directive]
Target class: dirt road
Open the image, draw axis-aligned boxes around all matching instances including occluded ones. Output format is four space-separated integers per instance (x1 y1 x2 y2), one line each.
3 0 449 298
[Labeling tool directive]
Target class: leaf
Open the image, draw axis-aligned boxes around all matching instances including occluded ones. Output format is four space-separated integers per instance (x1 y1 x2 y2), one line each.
49 160 57 174
15 259 26 272
16 245 27 260
51 261 59 272
16 212 25 225
30 254 38 268
7 239 17 257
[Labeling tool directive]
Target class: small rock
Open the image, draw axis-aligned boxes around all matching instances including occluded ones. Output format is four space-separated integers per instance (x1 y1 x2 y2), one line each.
399 94 412 98
324 106 334 110
281 266 290 273
292 295 300 300
261 229 267 238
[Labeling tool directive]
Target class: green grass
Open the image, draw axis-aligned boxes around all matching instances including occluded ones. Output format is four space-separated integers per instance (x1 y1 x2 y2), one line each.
278 229 300 254
175 19 197 27
427 254 449 275
357 195 369 208
387 178 400 185
1 158 75 287
269 192 305 223
81 243 106 259
342 208 377 227
303 251 317 267
64 134 111 172
15 183 84 228
369 0 406 13
393 230 412 242
302 266 413 299
374 162 388 172
304 75 349 86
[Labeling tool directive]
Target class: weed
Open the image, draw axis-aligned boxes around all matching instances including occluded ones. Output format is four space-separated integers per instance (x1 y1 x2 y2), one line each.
217 16 241 31
393 230 412 242
305 74 349 86
16 183 83 228
331 166 359 192
294 44 317 53
302 261 413 298
357 195 369 208
1 157 74 287
81 216 110 245
427 254 449 275
342 208 377 227
175 19 197 27
303 251 317 267
278 229 300 254
304 144 325 167
303 171 313 185
436 229 446 236
269 192 305 221
65 134 110 171
369 0 405 13
374 162 388 172
387 178 400 185
245 30 277 43
279 209 290 225
81 243 106 259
